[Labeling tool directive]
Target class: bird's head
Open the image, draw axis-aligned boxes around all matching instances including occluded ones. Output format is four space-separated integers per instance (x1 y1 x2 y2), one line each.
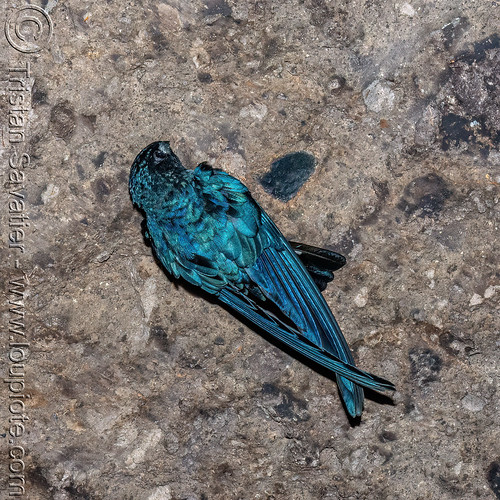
129 141 184 207
130 141 178 175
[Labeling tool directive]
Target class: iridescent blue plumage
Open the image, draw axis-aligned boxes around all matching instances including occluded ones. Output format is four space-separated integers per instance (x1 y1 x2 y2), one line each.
130 141 395 418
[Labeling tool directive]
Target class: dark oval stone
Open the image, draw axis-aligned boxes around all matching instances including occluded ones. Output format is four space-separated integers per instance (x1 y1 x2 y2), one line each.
260 151 316 202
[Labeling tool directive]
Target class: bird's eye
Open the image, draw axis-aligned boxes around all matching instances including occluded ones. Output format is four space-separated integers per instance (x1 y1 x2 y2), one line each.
153 149 167 162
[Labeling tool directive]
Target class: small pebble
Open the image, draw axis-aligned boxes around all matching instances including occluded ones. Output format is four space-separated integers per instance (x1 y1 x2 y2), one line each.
461 394 486 412
469 293 483 306
362 80 395 113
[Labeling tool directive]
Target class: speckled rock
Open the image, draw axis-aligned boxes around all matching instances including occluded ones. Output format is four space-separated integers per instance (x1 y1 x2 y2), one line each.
0 1 498 499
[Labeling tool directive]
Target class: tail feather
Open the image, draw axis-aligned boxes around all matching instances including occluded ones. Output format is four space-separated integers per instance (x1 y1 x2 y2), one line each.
218 288 396 395
233 212 395 416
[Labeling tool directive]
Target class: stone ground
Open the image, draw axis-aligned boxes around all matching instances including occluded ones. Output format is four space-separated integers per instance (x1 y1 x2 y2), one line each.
0 0 499 499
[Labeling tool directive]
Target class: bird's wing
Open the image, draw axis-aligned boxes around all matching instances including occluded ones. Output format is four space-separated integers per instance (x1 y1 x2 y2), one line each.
147 163 266 293
244 212 390 417
218 285 395 395
150 164 394 416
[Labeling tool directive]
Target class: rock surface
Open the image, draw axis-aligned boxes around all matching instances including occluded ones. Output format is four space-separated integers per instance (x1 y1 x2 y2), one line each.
0 1 498 499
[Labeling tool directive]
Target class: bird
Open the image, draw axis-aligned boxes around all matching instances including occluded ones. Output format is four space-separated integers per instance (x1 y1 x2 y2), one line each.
129 141 395 418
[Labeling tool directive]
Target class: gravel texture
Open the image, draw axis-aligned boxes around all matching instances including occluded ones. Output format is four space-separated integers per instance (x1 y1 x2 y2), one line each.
0 1 499 499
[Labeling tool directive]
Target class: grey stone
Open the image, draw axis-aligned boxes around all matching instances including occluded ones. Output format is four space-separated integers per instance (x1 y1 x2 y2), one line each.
461 394 486 412
362 80 396 113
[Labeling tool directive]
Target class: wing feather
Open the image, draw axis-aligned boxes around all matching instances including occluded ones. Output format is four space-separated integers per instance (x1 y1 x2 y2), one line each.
218 287 395 393
149 164 394 416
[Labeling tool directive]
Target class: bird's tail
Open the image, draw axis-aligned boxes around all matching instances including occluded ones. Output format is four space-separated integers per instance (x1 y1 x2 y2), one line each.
218 288 395 396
